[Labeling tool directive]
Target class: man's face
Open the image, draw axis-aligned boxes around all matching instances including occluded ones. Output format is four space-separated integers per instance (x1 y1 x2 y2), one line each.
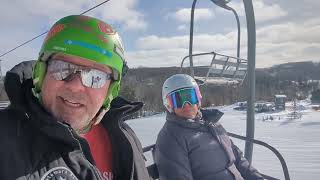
41 54 111 131
174 103 199 119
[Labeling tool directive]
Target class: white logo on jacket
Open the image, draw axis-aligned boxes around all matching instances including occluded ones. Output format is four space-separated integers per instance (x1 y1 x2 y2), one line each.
40 167 78 180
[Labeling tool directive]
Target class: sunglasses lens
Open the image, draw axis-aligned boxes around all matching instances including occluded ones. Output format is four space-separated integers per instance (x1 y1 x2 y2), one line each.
48 60 72 80
81 69 109 88
47 60 111 88
51 70 70 81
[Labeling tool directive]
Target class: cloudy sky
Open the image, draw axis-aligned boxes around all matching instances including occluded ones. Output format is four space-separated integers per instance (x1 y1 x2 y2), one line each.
0 0 319 73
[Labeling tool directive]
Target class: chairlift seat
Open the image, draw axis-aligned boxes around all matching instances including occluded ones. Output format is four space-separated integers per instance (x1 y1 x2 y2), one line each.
180 51 247 85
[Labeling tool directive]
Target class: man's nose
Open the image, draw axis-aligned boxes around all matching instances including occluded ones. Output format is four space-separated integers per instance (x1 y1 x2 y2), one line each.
63 73 86 91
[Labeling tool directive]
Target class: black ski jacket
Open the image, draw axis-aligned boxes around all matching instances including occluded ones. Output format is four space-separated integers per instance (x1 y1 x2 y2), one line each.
0 72 150 180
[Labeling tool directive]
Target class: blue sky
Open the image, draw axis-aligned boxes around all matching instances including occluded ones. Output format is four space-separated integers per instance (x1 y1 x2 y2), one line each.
0 0 319 73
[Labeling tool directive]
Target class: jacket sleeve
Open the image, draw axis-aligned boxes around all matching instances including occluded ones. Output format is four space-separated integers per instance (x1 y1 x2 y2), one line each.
231 142 264 180
154 127 193 180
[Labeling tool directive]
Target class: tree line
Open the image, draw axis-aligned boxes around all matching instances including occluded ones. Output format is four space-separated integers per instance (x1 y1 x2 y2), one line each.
119 61 320 116
1 61 320 117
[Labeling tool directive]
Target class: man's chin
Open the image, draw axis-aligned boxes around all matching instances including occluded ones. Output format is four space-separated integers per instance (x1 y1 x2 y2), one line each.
182 114 196 119
69 122 89 133
59 116 90 130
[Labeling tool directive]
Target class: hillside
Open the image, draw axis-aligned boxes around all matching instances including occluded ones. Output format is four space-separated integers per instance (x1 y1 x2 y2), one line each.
1 61 320 113
120 61 320 113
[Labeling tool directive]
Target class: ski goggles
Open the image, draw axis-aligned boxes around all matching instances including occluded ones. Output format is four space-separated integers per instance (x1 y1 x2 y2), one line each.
47 60 112 88
166 87 201 109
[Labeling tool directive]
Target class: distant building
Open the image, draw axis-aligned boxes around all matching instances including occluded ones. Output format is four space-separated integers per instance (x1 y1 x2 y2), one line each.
255 102 274 113
233 101 274 113
233 101 247 111
275 95 287 110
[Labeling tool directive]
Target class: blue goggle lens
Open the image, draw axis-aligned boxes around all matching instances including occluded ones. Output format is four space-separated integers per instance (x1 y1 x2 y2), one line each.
167 88 199 109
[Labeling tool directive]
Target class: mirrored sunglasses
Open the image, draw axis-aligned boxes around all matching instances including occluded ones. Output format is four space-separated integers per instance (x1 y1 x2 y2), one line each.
166 87 201 109
47 60 112 88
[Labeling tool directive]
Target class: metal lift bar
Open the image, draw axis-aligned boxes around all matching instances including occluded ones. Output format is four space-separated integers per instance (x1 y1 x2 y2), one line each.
189 0 241 77
243 0 256 163
228 132 290 180
210 0 241 61
188 0 256 163
143 131 291 180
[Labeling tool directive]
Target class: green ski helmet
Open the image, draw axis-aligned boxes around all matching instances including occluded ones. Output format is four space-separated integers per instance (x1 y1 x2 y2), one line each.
33 15 127 111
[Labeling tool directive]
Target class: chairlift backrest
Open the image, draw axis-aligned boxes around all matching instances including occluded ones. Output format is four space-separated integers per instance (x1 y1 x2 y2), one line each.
180 51 248 85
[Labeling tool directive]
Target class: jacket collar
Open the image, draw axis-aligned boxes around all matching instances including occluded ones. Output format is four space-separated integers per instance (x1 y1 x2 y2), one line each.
166 108 224 129
104 96 143 123
201 108 224 123
5 72 82 147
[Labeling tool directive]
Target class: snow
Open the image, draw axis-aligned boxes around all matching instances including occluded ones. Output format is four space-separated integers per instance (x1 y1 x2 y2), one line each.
127 100 320 180
275 95 287 98
195 76 242 85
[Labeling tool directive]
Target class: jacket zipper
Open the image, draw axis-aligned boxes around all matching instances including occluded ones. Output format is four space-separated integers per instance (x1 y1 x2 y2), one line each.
207 122 222 143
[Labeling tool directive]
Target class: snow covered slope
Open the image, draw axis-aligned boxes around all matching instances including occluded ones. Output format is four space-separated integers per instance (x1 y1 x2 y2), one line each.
127 100 320 180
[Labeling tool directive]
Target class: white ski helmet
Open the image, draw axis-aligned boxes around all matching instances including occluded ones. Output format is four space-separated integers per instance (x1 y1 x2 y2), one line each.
162 74 202 112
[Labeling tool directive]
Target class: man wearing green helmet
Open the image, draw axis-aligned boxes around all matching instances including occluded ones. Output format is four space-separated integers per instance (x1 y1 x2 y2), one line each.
0 15 150 180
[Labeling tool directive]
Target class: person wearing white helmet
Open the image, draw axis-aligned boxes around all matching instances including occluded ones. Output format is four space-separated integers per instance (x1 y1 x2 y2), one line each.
155 74 263 180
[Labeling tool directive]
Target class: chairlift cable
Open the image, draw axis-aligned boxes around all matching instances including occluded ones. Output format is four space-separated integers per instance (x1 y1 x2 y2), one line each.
79 0 111 15
0 0 111 59
0 32 48 59
0 0 111 98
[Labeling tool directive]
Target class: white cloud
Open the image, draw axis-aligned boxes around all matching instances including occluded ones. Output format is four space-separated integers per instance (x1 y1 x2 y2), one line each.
1 0 89 27
254 20 320 67
255 42 320 68
131 32 243 68
98 0 147 30
136 29 246 59
228 0 287 22
177 25 188 31
1 0 319 72
136 35 188 50
136 32 239 52
257 23 320 44
169 8 215 22
0 0 146 73
254 1 288 22
126 49 188 68
0 0 146 30
131 17 320 68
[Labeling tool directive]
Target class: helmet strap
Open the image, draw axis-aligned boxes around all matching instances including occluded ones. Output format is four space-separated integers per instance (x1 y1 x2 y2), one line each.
76 117 96 134
92 80 120 125
76 105 109 134
93 106 109 125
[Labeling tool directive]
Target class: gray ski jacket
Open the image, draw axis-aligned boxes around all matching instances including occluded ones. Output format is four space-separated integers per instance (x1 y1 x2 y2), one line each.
155 109 263 180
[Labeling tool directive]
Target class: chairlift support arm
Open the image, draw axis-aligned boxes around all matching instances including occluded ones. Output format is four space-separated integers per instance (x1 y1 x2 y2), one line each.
188 0 257 165
243 0 256 163
189 0 241 77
